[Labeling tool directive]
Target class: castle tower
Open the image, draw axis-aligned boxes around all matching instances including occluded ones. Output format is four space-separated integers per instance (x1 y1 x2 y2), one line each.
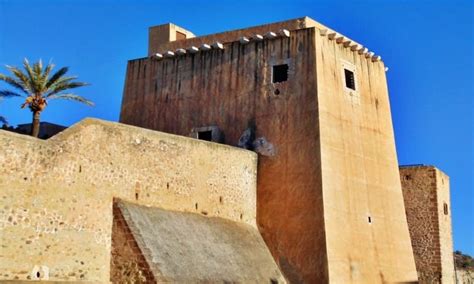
120 17 418 283
400 165 455 283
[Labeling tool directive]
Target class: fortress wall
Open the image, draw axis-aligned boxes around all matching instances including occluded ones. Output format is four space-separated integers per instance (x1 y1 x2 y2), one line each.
436 169 455 283
400 166 455 283
0 118 257 282
121 28 328 283
315 29 418 282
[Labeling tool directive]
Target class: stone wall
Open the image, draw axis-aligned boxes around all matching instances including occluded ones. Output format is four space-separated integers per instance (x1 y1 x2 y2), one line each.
0 118 257 282
315 25 418 283
110 201 155 283
456 269 474 284
400 165 455 283
121 27 327 282
121 17 418 282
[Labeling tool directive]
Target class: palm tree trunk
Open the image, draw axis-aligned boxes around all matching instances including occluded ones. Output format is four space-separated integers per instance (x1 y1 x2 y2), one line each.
31 111 41 137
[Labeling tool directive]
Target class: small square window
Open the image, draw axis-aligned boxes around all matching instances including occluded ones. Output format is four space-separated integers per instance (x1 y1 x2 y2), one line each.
272 64 288 83
197 130 212 141
344 69 355 90
191 126 222 143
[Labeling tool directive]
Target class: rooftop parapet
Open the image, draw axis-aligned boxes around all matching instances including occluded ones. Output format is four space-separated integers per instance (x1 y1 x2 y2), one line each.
146 16 383 64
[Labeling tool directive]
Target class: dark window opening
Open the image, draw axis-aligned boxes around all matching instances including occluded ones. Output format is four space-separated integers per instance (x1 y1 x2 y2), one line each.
444 203 449 215
272 64 288 83
176 31 187 41
197 130 213 141
368 216 372 223
344 69 356 90
405 174 412 181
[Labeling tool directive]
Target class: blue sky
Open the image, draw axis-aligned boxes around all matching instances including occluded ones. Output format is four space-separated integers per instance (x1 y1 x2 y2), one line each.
0 0 473 255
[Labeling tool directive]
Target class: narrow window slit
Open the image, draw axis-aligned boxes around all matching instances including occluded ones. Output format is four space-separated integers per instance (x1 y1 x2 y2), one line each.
344 69 355 90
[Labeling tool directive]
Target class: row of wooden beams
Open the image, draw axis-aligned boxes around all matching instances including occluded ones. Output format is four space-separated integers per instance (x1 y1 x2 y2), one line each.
151 29 291 60
322 29 382 62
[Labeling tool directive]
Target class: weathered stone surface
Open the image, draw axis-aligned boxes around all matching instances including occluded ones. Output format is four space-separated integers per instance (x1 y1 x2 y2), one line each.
113 200 286 283
0 118 257 282
121 27 329 282
315 27 418 283
456 269 474 283
400 165 455 283
120 16 418 283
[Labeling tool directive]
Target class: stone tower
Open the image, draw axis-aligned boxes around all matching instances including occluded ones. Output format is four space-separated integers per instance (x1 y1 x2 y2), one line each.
400 165 455 283
120 17 418 283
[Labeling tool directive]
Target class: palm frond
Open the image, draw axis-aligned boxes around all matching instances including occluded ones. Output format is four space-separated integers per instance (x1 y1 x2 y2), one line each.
0 73 28 94
22 59 34 81
42 61 55 83
0 115 7 125
33 59 43 78
0 90 23 98
5 65 32 92
47 93 94 106
33 59 48 91
46 81 89 97
45 66 69 89
22 58 39 93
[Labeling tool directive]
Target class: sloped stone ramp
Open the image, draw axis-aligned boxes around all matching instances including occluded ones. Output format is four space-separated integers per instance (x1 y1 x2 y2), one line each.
111 200 286 283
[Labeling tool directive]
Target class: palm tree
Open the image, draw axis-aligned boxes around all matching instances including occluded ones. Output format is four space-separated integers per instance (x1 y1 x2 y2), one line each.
0 58 93 137
0 98 7 125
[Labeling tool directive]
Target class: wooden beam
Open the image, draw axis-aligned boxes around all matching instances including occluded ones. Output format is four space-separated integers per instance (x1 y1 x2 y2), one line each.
319 29 329 36
200 44 211 51
212 42 224 49
164 51 175 58
187 46 199 53
371 55 382 62
153 53 163 60
253 34 264 41
264 32 277 39
336 36 345 44
278 29 290 37
365 51 375 58
358 48 368 55
239 36 250 44
175 48 186 55
351 44 363 52
328 32 338 40
343 40 352 48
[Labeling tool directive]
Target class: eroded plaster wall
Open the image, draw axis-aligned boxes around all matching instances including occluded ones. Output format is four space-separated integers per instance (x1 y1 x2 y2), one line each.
120 28 328 283
0 118 257 282
315 29 418 282
400 166 455 283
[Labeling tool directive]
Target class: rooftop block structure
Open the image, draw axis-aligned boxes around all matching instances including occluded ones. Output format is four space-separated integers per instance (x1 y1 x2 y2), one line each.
400 165 455 283
120 17 418 283
0 119 284 282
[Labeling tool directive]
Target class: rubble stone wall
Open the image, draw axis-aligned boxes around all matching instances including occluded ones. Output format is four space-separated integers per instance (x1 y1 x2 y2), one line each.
0 118 257 282
400 166 455 283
